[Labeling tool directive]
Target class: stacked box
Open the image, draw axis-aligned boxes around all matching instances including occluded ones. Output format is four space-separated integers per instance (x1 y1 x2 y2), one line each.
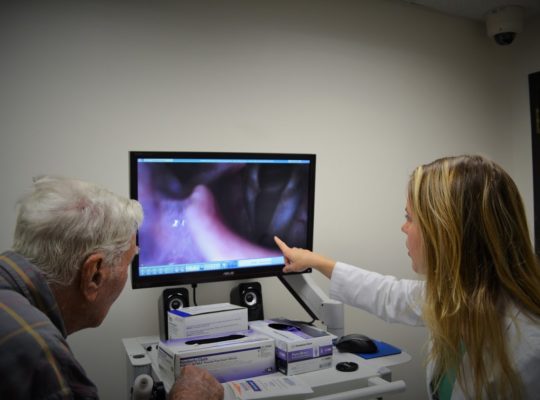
249 320 333 375
157 330 276 385
167 302 248 339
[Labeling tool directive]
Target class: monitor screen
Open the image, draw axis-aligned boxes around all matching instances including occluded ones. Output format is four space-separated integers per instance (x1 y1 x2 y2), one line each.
129 151 315 288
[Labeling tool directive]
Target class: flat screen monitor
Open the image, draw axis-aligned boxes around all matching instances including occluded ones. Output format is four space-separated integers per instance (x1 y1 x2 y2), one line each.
129 151 315 289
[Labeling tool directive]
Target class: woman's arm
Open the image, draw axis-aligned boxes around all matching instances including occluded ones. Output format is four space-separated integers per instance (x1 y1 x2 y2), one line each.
274 236 335 279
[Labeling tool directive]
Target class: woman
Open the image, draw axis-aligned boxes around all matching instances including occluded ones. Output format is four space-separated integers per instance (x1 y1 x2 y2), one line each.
274 155 540 399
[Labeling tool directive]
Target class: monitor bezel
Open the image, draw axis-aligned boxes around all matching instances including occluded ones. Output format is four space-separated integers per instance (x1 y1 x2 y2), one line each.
129 151 315 289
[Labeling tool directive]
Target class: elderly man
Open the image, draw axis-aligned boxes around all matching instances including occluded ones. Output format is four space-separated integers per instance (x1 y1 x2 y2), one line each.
0 176 223 400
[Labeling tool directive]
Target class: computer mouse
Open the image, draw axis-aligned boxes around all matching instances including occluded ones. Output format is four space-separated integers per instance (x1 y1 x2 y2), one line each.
335 333 378 354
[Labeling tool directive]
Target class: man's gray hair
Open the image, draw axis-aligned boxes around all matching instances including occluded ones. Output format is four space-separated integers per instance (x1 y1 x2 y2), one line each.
12 176 143 285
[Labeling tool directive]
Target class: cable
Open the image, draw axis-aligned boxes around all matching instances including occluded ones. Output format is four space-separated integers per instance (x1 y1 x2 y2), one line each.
191 283 198 306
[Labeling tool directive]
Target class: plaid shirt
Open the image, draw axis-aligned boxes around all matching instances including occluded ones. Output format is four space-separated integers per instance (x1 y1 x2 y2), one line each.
0 251 98 399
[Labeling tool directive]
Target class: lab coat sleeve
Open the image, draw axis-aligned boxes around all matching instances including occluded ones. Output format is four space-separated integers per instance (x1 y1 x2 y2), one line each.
518 335 540 399
329 262 425 326
508 312 540 400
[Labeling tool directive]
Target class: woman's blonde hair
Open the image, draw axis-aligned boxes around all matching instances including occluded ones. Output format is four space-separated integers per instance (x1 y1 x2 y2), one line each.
408 155 540 398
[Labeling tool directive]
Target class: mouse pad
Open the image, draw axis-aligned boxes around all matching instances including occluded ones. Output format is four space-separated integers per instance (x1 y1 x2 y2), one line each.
354 340 402 359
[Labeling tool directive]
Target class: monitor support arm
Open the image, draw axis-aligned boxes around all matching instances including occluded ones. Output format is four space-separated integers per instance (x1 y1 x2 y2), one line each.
278 273 344 337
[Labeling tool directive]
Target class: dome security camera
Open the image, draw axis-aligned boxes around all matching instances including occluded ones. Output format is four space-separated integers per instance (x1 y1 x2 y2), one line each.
485 6 524 45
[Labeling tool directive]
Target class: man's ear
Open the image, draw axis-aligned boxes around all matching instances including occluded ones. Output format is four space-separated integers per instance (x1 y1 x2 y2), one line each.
80 253 106 302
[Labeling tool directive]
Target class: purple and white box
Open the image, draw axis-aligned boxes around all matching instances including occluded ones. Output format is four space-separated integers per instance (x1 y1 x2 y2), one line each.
167 302 248 339
249 320 333 375
157 330 276 386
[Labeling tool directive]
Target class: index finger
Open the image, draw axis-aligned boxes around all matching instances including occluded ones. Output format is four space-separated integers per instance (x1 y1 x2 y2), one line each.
274 236 289 253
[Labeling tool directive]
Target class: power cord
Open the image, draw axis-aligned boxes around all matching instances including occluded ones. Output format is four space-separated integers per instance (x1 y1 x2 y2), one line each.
191 283 198 306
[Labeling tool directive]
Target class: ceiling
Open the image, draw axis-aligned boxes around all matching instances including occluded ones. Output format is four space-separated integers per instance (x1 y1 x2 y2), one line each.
401 0 540 21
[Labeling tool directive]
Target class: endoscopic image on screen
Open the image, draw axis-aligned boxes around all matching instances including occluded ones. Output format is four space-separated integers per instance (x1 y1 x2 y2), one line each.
136 160 311 268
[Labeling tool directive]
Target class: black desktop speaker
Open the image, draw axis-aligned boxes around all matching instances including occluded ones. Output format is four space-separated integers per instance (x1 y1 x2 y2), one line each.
230 282 264 321
158 287 190 340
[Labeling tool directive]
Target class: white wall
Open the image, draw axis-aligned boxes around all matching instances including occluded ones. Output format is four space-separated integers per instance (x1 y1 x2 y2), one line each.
1 1 539 399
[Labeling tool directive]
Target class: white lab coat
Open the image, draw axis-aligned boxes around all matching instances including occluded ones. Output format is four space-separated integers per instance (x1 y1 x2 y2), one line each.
329 262 540 399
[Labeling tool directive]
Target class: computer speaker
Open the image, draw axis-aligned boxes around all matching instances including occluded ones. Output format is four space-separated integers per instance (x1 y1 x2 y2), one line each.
158 287 190 340
230 282 264 321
